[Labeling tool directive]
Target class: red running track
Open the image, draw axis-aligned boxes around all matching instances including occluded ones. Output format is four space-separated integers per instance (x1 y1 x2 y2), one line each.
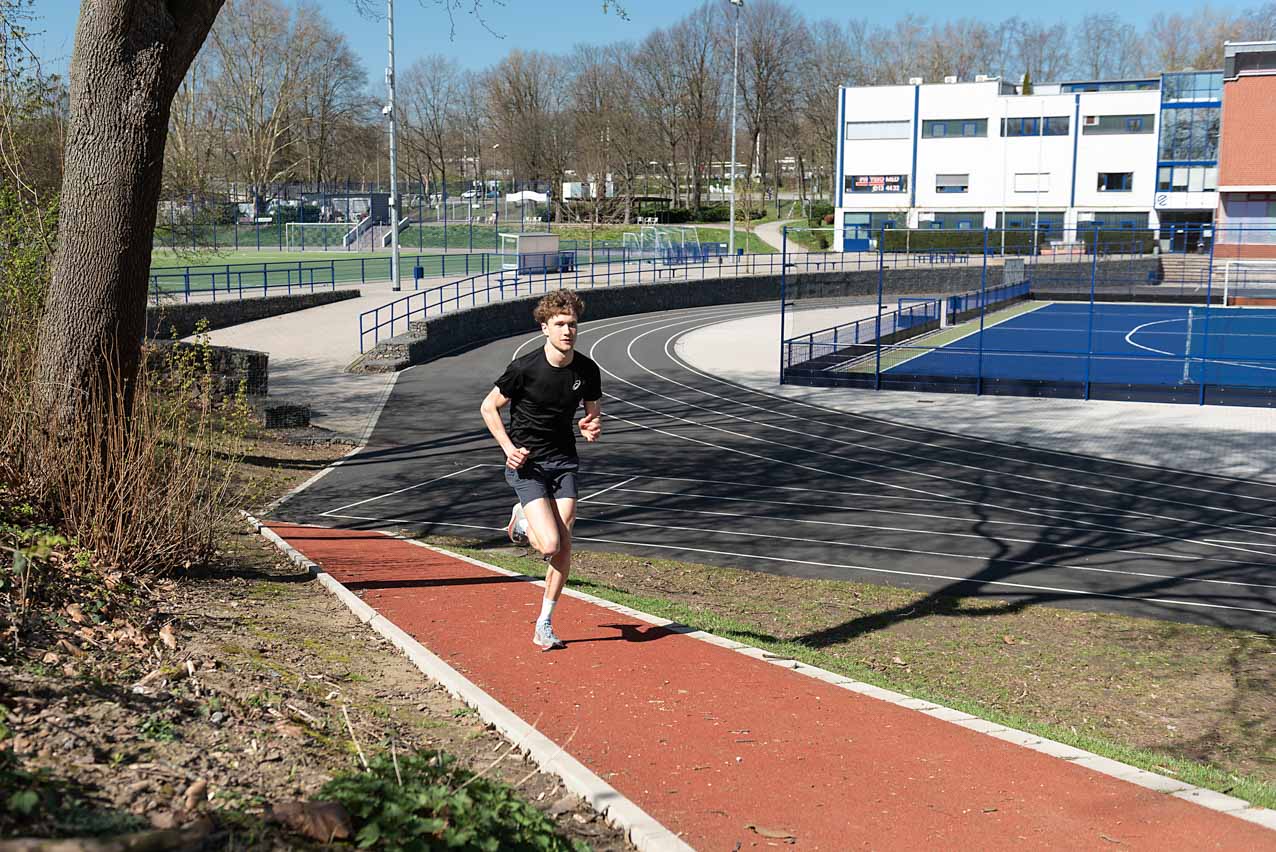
270 524 1276 851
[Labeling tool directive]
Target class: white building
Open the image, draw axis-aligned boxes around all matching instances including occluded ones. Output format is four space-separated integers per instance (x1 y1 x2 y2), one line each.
833 75 1219 251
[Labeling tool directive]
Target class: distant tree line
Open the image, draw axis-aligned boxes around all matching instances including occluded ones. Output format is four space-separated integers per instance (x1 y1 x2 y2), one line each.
18 0 1276 222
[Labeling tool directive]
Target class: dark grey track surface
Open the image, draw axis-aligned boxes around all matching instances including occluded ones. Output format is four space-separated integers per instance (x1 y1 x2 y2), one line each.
274 303 1276 635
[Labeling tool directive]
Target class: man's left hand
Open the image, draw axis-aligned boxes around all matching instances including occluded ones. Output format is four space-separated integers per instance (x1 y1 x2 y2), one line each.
579 411 601 442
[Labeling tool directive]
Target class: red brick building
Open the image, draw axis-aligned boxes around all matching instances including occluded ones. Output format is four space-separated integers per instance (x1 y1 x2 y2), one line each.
1216 41 1276 260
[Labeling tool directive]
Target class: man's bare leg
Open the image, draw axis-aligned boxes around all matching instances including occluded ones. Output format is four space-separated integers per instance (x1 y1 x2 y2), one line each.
523 497 576 649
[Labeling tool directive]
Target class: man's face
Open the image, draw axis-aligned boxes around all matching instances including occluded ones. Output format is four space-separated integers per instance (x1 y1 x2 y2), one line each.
541 312 578 353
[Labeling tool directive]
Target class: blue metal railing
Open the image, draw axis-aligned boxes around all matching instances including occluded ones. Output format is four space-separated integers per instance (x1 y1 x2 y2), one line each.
356 251 872 354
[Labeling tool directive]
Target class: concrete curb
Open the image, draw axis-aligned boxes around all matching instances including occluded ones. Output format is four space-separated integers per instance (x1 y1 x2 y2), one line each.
244 513 695 852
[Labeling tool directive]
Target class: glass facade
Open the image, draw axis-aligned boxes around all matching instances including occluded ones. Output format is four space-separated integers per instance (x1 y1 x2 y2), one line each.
925 212 983 229
1160 71 1223 103
1157 108 1220 161
1157 71 1222 206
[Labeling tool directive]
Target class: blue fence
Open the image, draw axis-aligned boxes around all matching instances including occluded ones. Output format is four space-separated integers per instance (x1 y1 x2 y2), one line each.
780 225 1276 408
148 241 730 304
357 250 860 354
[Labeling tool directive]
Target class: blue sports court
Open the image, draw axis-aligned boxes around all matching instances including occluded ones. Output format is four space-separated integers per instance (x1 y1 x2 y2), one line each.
887 302 1276 392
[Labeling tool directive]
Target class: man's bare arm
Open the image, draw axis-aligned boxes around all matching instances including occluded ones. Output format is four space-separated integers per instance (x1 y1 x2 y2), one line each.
480 386 530 468
579 399 602 442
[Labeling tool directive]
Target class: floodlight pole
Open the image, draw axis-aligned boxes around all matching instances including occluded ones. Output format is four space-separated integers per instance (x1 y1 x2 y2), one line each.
386 0 402 291
728 0 743 259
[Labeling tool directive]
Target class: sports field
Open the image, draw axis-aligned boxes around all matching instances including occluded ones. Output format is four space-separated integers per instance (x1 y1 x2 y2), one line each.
884 302 1276 390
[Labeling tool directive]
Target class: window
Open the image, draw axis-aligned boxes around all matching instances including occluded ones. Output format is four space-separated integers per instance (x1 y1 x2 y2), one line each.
1158 165 1217 193
1061 80 1158 93
929 212 982 229
922 118 987 138
1079 212 1150 230
996 211 1064 231
1014 172 1050 192
845 120 910 140
1157 107 1221 161
1082 114 1155 135
1044 116 1070 136
1160 71 1223 104
1001 116 1070 137
1097 172 1133 192
935 173 969 193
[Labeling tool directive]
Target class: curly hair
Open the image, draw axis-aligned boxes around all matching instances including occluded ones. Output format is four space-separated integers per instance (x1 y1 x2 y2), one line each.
533 289 585 325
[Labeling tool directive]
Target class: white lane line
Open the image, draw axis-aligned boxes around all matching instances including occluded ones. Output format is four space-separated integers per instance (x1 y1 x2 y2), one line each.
320 509 1276 619
629 319 1276 524
579 476 638 503
663 314 1276 493
599 375 1276 555
630 317 1276 540
605 485 1276 558
584 498 1274 578
577 502 1276 591
320 464 487 516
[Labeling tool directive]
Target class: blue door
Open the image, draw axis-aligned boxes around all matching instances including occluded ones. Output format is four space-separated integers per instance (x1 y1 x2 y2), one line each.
843 224 871 252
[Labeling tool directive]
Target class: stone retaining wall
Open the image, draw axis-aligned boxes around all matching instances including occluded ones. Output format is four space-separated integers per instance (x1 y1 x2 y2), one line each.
147 289 361 340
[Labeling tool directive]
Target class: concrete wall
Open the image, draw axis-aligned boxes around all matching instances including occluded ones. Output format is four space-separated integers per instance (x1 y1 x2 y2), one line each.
146 289 361 340
363 259 1158 370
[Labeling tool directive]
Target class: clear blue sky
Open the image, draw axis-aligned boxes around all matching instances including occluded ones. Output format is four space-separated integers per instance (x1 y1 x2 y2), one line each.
30 0 1229 80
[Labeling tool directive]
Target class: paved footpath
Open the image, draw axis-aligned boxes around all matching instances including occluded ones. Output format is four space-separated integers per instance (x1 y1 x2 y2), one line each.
267 522 1275 851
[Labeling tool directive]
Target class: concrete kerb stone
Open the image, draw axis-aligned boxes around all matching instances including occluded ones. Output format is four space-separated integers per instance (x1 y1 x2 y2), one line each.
244 515 694 852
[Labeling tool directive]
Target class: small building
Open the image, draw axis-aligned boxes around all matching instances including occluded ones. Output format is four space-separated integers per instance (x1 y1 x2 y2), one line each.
1216 41 1276 259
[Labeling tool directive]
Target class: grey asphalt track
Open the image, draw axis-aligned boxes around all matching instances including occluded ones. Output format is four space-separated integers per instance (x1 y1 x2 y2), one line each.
272 302 1276 635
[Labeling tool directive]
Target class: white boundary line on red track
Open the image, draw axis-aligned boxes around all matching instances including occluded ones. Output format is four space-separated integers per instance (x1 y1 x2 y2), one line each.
246 513 1276 836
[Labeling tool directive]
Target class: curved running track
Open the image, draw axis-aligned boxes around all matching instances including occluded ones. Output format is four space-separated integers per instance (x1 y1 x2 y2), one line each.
276 303 1276 634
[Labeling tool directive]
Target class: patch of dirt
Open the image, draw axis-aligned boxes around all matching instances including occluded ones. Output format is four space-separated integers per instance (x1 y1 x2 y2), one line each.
0 433 632 849
437 537 1276 787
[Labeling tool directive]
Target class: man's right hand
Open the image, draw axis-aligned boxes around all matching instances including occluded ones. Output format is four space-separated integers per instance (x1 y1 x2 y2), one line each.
505 446 530 469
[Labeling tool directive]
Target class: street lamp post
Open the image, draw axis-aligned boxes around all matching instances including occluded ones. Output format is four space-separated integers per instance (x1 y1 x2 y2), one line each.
385 0 402 291
728 0 743 258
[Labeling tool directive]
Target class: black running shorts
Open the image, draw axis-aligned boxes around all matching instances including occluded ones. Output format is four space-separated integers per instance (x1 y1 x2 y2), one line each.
505 460 579 505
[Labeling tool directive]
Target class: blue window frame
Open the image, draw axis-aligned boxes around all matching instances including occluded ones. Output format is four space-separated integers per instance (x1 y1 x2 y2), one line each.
1001 116 1070 137
1097 172 1133 192
962 121 979 137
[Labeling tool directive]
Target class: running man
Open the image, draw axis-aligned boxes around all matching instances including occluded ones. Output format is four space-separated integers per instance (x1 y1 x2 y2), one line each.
480 290 602 651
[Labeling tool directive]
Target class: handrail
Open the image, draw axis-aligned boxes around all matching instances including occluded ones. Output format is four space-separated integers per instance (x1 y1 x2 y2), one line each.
355 251 869 353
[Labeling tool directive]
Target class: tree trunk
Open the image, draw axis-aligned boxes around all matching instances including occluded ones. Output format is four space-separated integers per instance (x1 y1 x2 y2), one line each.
36 1 225 420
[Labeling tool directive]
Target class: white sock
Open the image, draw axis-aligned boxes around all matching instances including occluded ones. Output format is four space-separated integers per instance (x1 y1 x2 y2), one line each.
537 597 556 625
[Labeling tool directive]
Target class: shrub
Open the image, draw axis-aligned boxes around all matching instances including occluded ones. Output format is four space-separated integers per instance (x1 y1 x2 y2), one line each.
322 750 587 851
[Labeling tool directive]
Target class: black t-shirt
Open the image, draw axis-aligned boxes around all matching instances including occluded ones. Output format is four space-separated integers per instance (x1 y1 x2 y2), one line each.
495 349 602 464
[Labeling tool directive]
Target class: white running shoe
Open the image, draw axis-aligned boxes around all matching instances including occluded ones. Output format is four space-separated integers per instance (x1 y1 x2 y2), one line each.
532 620 565 651
507 503 528 545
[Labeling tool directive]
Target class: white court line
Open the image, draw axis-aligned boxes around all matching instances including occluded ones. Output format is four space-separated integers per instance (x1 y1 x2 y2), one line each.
320 464 486 516
1125 316 1276 373
663 312 1276 491
578 501 1276 592
318 510 1276 619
